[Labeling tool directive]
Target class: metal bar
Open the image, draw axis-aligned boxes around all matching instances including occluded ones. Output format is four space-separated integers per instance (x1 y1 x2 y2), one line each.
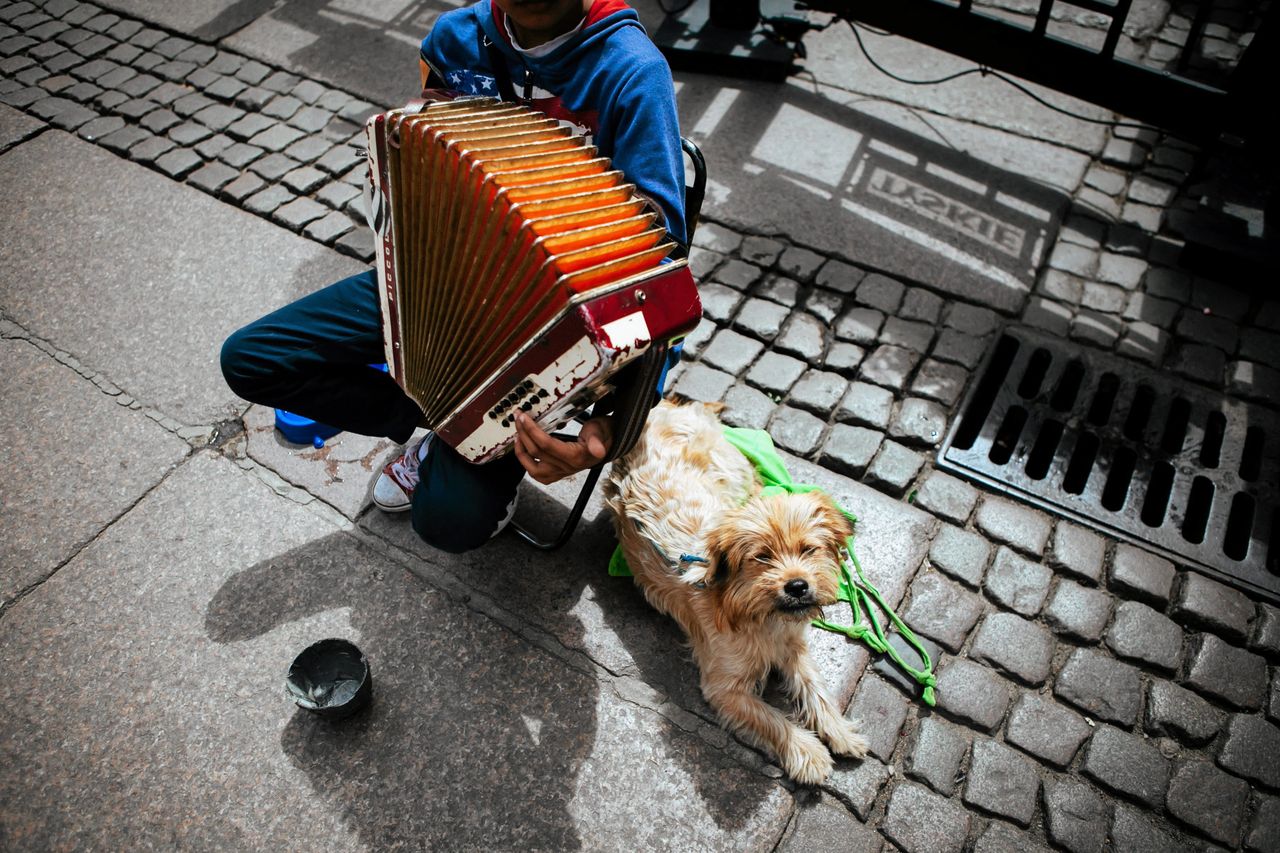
1100 0 1132 59
681 137 706 246
1221 4 1278 150
509 465 605 551
1033 0 1054 37
1178 0 1215 74
811 0 1231 143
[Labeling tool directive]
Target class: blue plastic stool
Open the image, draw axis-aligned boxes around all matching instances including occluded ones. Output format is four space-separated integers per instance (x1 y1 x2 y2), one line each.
274 409 342 448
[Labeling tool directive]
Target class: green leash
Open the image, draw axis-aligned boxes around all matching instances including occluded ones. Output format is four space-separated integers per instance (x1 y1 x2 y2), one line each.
812 517 938 707
609 426 938 707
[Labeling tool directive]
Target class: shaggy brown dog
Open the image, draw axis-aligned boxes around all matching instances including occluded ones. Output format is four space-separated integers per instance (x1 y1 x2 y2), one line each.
605 401 868 784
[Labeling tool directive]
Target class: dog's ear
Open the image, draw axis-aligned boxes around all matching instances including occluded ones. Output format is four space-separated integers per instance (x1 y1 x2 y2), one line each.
705 527 742 633
812 493 854 553
706 545 733 587
703 523 737 587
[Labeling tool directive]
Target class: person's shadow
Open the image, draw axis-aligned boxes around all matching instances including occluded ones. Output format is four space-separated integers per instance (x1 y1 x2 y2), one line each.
204 475 783 849
204 530 599 850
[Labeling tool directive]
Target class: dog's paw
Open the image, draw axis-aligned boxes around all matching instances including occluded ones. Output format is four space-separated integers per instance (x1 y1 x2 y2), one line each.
822 716 870 759
781 729 834 785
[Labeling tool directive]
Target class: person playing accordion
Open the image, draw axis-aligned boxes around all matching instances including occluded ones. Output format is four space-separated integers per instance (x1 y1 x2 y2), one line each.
221 0 688 552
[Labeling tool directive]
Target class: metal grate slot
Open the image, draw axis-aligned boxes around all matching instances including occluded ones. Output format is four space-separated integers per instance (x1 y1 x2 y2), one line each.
1183 476 1214 545
938 327 1280 603
1019 348 1053 399
1088 373 1120 427
954 335 1020 450
1242 427 1264 481
1050 360 1085 412
1142 461 1176 528
1026 419 1065 480
1063 432 1099 496
1202 411 1226 468
1101 446 1138 512
1123 384 1154 440
1163 398 1191 455
991 406 1028 465
1225 493 1256 561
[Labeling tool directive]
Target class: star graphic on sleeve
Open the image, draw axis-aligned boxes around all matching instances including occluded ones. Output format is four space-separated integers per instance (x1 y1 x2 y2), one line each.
479 77 493 90
448 72 461 84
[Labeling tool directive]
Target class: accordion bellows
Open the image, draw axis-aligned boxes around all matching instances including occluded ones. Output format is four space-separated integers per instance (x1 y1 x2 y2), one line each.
365 97 701 463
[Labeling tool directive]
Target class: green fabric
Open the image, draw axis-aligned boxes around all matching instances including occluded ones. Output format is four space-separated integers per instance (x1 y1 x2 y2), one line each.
607 546 631 577
607 426 937 706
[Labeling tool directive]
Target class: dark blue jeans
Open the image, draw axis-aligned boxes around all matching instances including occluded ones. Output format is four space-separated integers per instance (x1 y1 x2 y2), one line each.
221 269 524 552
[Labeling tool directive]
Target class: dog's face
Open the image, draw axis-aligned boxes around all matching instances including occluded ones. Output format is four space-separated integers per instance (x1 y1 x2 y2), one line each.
705 491 852 631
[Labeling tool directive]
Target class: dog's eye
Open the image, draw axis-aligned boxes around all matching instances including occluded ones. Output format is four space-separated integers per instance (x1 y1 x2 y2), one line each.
802 545 818 556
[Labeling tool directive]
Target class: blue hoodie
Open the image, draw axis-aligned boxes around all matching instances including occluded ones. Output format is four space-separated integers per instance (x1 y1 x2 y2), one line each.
420 0 687 246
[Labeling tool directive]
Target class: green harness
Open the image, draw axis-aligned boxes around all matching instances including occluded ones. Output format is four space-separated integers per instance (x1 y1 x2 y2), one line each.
608 426 938 707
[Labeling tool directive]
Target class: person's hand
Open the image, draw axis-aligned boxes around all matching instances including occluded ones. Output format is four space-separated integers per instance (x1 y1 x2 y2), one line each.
513 412 614 485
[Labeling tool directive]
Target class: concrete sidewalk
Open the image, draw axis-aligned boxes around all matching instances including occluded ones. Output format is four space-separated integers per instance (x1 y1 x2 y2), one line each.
2 0 1278 850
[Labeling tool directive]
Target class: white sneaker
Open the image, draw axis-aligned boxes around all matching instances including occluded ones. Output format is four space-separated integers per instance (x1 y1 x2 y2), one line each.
373 434 432 512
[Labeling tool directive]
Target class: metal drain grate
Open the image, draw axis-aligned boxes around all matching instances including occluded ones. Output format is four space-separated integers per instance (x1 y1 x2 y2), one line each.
938 326 1280 603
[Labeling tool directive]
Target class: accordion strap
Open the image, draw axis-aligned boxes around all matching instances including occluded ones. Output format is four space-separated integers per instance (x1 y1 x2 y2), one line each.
482 35 520 102
603 343 669 464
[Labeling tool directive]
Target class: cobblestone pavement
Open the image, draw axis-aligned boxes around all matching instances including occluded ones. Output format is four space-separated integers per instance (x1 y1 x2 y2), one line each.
0 0 380 258
2 0 1279 851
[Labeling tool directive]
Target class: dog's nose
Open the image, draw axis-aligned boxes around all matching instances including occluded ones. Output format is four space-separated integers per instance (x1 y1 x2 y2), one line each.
784 579 809 598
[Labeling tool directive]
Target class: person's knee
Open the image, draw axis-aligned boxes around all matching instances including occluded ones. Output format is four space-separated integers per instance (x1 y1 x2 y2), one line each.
220 325 253 393
410 483 512 553
411 508 493 554
220 323 277 402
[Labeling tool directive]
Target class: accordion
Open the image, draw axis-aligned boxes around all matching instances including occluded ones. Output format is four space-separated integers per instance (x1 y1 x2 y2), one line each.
364 96 702 463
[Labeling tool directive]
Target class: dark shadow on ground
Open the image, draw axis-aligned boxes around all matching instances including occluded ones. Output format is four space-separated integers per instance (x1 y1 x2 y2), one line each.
204 530 597 850
190 0 280 41
507 482 708 713
676 77 1074 313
